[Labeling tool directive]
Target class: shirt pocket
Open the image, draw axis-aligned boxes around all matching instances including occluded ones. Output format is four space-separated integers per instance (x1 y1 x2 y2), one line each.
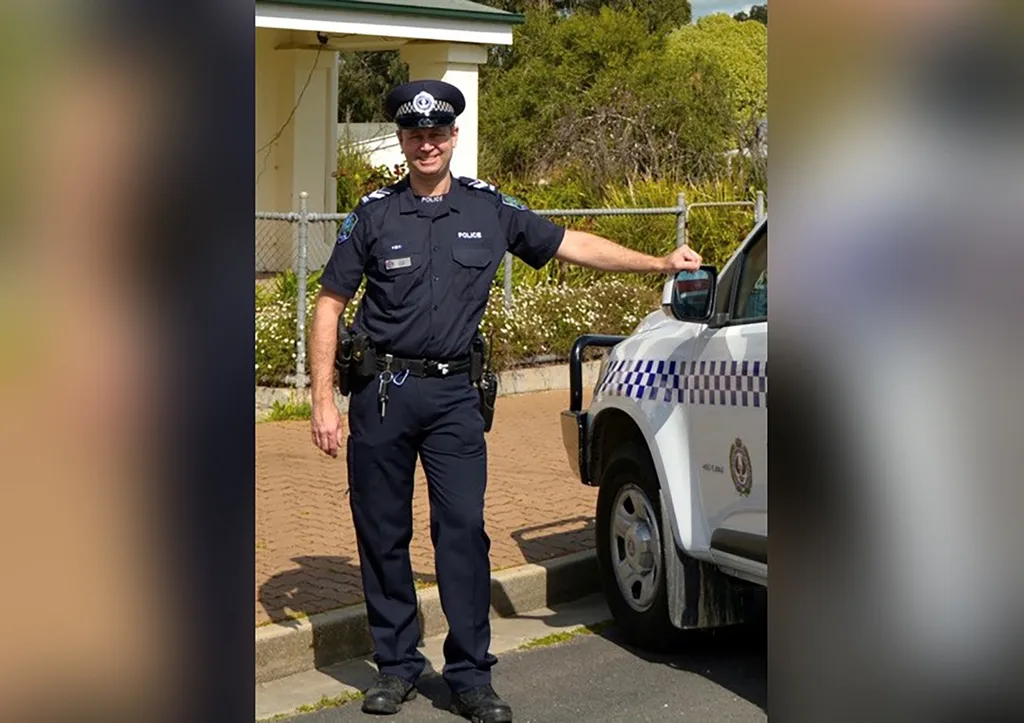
451 245 494 301
375 252 423 306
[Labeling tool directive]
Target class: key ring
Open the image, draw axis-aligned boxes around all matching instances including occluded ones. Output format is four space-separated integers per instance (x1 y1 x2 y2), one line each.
380 369 394 384
392 369 410 386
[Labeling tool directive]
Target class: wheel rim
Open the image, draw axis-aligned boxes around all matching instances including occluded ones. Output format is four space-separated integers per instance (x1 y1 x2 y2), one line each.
609 483 661 613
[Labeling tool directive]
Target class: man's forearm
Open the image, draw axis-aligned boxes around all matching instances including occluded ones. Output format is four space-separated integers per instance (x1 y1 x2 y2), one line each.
554 230 669 274
309 294 347 407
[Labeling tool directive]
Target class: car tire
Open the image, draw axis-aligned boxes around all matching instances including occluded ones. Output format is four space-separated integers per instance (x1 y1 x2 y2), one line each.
596 441 679 651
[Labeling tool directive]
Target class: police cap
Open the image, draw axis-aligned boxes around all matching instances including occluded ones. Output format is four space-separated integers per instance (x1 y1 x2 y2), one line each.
385 80 465 130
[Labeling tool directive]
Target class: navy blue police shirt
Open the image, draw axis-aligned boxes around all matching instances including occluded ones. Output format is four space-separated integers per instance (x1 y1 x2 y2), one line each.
319 175 565 360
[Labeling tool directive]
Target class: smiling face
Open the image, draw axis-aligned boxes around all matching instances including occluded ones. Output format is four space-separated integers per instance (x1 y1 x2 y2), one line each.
397 125 458 181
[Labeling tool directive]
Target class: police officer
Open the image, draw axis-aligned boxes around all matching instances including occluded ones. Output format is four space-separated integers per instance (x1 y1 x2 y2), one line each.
309 80 702 721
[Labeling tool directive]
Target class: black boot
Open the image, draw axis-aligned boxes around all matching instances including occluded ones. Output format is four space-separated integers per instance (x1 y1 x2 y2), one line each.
361 673 417 715
449 685 513 723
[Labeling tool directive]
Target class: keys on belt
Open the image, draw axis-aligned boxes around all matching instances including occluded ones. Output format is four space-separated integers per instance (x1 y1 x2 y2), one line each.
378 354 393 421
377 354 412 421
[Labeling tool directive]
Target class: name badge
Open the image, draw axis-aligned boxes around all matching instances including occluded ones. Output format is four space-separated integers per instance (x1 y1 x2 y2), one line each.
385 257 412 270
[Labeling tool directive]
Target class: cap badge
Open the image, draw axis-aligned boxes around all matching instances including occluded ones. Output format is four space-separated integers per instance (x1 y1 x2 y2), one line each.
412 91 436 114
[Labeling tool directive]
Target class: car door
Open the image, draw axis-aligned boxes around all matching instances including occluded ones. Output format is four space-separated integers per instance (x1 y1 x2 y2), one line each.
686 224 767 572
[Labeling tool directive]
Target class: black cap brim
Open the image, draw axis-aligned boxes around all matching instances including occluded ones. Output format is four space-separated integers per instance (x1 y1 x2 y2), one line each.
395 113 457 129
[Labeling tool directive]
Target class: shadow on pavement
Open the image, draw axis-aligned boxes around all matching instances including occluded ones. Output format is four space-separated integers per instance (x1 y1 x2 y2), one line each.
257 554 438 674
595 614 767 712
258 555 364 627
499 516 598 617
509 515 596 563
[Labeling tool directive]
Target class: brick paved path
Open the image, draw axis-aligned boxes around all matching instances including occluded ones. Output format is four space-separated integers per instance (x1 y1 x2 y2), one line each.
256 389 597 627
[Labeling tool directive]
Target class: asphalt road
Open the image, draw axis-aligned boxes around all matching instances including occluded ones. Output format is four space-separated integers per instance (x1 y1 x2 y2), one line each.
285 621 766 723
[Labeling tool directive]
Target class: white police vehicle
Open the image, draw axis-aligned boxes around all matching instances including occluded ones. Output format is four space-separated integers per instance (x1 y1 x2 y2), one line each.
562 218 766 649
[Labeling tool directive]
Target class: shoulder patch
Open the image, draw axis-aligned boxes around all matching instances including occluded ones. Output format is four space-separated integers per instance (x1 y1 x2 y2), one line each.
358 186 394 206
458 176 498 195
336 213 358 244
500 192 529 210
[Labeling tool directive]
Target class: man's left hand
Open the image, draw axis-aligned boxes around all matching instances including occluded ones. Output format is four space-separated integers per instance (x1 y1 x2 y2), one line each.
661 245 703 274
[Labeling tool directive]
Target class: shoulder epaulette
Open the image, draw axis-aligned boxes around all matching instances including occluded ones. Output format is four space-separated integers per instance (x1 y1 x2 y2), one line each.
358 186 394 206
458 177 530 210
458 176 499 195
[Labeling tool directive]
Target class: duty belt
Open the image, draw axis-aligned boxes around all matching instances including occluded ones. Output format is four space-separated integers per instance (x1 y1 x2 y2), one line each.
375 354 471 378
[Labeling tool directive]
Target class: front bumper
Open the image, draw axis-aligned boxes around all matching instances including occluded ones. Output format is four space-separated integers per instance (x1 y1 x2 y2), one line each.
561 334 626 486
561 408 588 483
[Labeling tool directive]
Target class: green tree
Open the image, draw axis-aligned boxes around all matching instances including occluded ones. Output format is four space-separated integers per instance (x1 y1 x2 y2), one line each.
480 6 660 178
481 5 741 186
734 4 767 24
487 0 691 31
667 14 767 151
336 50 407 123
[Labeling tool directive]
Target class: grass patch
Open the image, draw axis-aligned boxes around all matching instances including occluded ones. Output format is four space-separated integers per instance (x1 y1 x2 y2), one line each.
265 399 312 422
294 691 364 714
515 620 611 651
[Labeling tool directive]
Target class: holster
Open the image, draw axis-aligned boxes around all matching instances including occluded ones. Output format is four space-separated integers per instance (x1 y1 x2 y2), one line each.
334 322 354 396
478 370 498 433
335 322 377 395
470 335 485 383
471 335 497 432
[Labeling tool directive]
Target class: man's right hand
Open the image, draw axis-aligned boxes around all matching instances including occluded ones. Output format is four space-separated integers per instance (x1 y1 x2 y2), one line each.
311 402 344 457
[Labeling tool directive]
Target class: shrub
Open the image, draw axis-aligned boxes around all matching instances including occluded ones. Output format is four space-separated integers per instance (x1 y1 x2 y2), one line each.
334 140 406 213
479 278 661 372
492 177 759 289
266 400 312 422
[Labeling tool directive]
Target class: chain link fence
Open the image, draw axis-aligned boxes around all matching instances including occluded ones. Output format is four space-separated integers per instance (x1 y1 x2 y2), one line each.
256 190 766 387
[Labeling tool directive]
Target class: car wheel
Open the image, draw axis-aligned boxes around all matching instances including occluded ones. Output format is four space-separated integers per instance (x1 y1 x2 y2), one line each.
596 441 678 651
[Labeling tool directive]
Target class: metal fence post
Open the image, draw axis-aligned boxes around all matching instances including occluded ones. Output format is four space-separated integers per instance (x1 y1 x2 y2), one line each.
293 192 310 388
755 190 765 223
675 191 687 247
503 253 513 312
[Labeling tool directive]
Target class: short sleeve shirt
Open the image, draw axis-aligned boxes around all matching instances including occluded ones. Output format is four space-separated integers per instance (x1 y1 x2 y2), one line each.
319 175 565 360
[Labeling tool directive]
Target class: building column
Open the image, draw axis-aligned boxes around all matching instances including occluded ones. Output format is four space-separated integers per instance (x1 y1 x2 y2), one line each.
287 47 338 216
399 42 489 180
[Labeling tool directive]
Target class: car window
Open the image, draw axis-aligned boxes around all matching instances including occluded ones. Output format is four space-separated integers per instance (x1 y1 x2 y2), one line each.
732 230 767 321
713 255 739 318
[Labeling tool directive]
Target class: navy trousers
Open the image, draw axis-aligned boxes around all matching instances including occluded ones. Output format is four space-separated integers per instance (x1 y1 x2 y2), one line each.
346 370 497 693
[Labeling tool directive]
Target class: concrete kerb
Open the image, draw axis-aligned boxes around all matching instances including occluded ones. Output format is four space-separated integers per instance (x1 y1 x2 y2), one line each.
255 549 600 685
256 360 603 419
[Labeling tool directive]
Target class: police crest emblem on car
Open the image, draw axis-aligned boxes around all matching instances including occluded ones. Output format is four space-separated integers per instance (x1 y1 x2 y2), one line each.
729 438 753 496
337 213 358 244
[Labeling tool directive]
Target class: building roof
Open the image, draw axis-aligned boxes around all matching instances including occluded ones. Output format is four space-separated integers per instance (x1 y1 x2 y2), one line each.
262 0 524 25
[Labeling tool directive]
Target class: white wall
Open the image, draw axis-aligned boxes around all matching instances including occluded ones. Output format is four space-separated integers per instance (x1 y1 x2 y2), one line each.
338 123 406 174
256 28 338 215
256 27 339 271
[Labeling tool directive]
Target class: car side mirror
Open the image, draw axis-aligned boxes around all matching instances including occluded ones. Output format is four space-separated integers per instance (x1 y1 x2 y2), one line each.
670 266 717 322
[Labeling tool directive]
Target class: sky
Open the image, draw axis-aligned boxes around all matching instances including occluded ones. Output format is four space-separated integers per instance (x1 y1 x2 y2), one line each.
691 0 755 20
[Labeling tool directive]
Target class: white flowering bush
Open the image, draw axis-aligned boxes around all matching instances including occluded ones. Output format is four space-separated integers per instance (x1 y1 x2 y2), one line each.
479 278 659 371
256 273 658 386
255 270 361 386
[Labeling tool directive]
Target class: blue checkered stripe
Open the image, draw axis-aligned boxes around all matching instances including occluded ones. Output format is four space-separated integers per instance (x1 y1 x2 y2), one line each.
597 359 767 408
